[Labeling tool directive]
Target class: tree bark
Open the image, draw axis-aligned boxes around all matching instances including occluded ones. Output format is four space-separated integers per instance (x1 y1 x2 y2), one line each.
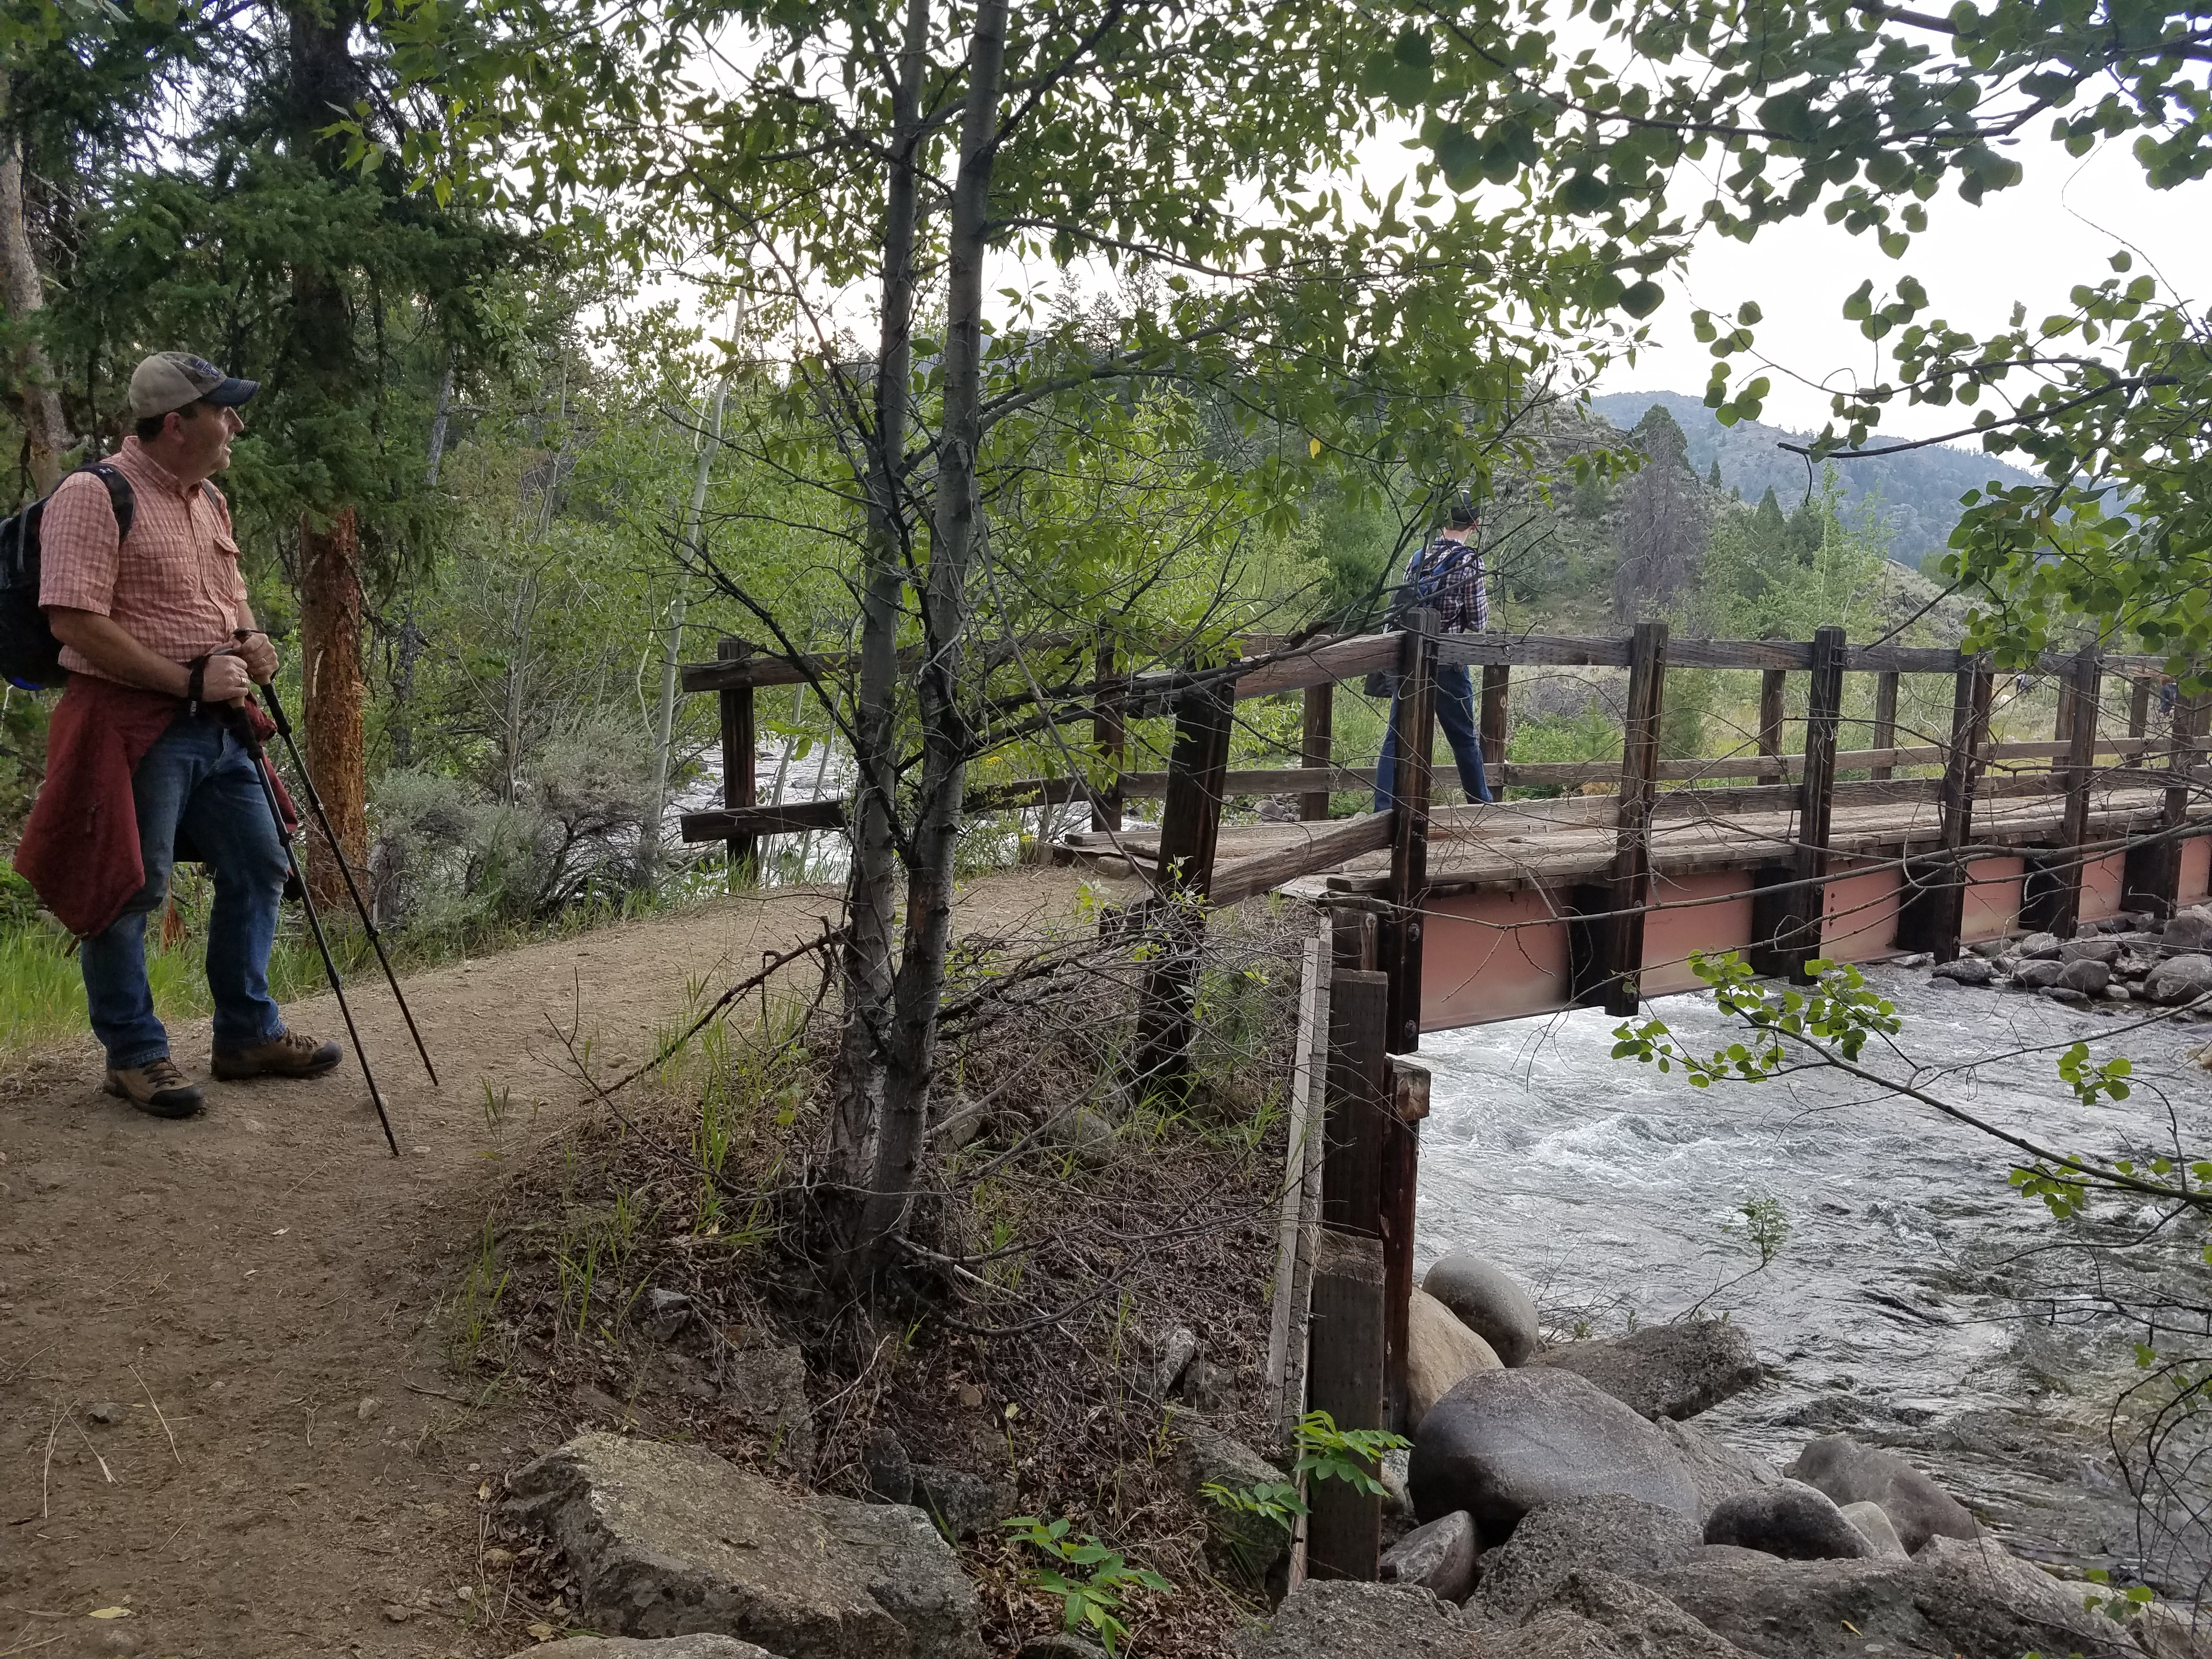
0 88 70 495
830 0 933 1266
300 505 368 909
850 0 1011 1268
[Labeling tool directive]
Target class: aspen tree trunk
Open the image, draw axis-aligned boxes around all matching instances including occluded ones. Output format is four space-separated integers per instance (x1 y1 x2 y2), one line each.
830 0 933 1267
300 505 368 907
847 0 1011 1270
0 86 70 495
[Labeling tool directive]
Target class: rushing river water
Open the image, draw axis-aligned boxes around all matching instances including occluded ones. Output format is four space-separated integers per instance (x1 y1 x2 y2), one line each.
1412 961 2212 1590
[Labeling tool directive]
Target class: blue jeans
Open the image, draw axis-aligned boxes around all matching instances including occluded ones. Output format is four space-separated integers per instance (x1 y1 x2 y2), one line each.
80 713 290 1068
1375 662 1493 811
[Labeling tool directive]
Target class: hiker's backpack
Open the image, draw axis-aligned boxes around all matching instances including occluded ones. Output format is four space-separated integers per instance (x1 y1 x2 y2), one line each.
0 464 136 691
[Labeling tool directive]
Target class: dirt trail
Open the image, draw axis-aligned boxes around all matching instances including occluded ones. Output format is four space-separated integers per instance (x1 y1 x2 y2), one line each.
0 869 1090 1659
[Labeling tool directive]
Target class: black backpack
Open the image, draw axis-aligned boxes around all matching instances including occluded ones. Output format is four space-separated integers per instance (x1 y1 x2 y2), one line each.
0 464 136 691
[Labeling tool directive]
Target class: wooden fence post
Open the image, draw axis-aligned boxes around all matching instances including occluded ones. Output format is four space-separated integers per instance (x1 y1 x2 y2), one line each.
1300 681 1335 822
2129 674 2152 742
1899 659 1991 960
1758 667 1787 783
1130 672 1235 1101
1321 968 1390 1238
1601 621 1668 1016
1092 645 1124 833
1776 625 1846 982
1304 1227 1384 1582
2044 645 2102 939
1384 610 1438 1055
717 636 757 871
1480 664 1510 773
1265 923 1333 1442
1380 1056 1429 1434
1870 670 1899 783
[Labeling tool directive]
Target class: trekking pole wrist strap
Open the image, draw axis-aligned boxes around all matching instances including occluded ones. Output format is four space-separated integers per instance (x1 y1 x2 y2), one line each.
185 654 208 715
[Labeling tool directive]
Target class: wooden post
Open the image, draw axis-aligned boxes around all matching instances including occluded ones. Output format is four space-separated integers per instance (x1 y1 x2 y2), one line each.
1330 907 1380 973
1904 660 1993 961
1092 645 1124 833
1870 670 1899 782
1379 1056 1429 1434
1384 611 1438 1055
1321 969 1390 1238
1480 664 1510 773
1265 924 1332 1441
2049 645 2101 939
717 636 757 870
2155 693 2207 916
1778 625 1846 982
1130 673 1235 1101
1602 621 1668 1016
1304 1227 1384 1583
2129 674 2152 742
1300 681 1335 822
1757 667 1787 783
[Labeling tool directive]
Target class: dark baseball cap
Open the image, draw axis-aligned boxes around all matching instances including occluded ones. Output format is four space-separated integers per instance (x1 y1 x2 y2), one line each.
128 352 259 420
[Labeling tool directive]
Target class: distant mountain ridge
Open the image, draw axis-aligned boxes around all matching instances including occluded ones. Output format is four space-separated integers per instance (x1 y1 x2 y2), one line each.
1589 390 2039 566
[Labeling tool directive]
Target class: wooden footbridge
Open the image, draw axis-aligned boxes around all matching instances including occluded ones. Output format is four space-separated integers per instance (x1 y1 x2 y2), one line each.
681 617 2212 1045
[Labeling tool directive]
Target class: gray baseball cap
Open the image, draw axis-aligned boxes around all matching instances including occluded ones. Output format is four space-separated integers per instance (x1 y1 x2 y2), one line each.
128 351 259 420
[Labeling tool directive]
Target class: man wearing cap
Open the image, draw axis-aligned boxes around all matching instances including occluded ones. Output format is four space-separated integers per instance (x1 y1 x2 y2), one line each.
1375 491 1495 810
15 351 340 1119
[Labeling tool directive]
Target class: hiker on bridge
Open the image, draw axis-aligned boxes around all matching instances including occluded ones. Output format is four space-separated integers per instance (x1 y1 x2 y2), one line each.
1376 489 1494 811
13 352 340 1120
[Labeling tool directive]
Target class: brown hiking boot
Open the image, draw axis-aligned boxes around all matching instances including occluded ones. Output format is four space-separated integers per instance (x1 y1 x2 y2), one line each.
212 1028 342 1081
104 1057 205 1119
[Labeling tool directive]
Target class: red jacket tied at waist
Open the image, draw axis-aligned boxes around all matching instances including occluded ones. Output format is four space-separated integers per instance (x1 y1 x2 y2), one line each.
14 674 298 938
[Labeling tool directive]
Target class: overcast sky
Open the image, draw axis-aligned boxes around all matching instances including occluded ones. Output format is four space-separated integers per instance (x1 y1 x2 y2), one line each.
1593 131 2210 439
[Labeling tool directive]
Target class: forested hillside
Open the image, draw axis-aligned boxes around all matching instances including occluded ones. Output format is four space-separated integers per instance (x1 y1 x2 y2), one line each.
1590 390 2040 567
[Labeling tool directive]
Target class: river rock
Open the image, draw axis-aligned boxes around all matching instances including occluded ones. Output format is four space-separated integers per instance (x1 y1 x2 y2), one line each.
1474 1493 1703 1618
1530 1319 1763 1421
1657 1418 1784 1520
909 1464 1011 1541
2016 931 2063 960
1169 1417 1289 1583
1632 1533 2115 1659
2061 936 2122 964
1423 1255 1541 1368
723 1342 816 1477
2129 1601 2212 1659
1785 1435 1978 1554
2149 954 2212 1006
1836 1501 1907 1559
1930 957 1995 985
1233 1580 1484 1658
1701 1480 1874 1561
2164 907 2212 952
2013 958 2066 989
1410 1288 1504 1431
2040 984 2090 1005
508 1432 984 1657
1411 1368 1700 1540
1510 1570 1758 1658
1040 1105 1116 1166
1381 1510 1479 1603
518 1641 781 1659
2060 958 2112 994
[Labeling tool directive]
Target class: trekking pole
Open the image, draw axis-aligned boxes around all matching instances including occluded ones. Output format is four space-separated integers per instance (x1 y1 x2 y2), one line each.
221 698 401 1159
233 634 438 1087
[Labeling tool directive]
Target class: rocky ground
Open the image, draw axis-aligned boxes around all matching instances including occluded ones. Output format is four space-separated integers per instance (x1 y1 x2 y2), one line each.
1919 902 2212 1013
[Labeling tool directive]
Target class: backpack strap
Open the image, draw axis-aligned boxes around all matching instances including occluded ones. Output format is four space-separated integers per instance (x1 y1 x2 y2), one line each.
80 462 136 544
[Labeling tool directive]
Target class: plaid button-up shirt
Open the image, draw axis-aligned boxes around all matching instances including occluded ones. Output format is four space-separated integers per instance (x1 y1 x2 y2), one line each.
1404 531 1488 635
38 438 252 683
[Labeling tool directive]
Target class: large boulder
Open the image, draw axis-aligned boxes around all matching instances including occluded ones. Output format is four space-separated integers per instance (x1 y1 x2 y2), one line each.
1381 1510 1479 1604
1409 1288 1504 1431
1632 1533 2123 1659
508 1432 985 1658
1233 1580 1486 1658
1410 1369 1700 1541
2014 959 2067 990
1423 1255 1542 1368
2061 936 2122 964
1530 1320 1763 1421
1785 1435 1978 1554
2163 907 2212 953
1931 956 1995 986
1656 1418 1784 1521
2149 954 2212 1006
2016 932 2064 960
1701 1480 1875 1561
1474 1493 1703 1618
518 1643 781 1659
2060 958 2113 995
1506 1570 1758 1658
1169 1417 1290 1584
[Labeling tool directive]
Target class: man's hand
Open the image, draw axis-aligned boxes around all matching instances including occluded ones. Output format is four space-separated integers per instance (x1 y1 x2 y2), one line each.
234 630 279 684
200 652 252 702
